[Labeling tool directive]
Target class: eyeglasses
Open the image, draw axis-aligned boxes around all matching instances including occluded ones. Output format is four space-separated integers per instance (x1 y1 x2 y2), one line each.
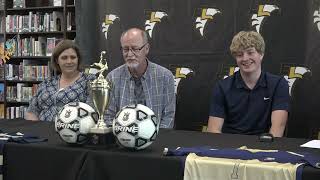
121 43 147 54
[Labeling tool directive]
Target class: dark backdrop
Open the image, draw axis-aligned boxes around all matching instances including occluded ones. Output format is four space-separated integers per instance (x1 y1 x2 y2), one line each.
76 0 320 138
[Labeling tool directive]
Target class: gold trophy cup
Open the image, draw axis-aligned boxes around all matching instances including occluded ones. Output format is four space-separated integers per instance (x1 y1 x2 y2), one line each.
90 51 113 134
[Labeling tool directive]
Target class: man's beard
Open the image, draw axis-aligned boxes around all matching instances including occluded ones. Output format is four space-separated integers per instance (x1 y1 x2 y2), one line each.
126 61 139 69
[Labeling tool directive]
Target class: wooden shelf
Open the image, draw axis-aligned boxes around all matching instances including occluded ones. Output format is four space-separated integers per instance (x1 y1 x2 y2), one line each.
6 101 29 106
67 30 76 33
9 56 51 59
6 79 43 84
6 31 64 35
66 5 75 8
6 6 63 11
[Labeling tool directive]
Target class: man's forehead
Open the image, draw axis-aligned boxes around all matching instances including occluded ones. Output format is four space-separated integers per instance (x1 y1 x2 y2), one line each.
236 47 257 53
122 30 141 38
121 34 143 43
121 40 144 47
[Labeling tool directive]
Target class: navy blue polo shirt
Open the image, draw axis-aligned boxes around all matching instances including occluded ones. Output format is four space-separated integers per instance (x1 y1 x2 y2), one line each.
209 71 289 135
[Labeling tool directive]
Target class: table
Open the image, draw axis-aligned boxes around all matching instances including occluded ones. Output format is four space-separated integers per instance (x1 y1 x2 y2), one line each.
1 119 319 180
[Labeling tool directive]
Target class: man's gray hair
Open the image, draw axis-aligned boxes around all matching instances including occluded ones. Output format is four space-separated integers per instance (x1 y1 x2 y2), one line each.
120 28 148 43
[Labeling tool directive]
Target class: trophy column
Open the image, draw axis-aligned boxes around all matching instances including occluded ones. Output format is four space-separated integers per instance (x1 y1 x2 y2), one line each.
90 77 113 134
89 51 113 134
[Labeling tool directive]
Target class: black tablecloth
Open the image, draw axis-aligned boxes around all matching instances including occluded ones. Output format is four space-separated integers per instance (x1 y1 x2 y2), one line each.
1 119 320 180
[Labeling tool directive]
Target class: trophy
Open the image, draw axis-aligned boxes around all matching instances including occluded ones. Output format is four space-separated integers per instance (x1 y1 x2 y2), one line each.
89 51 113 134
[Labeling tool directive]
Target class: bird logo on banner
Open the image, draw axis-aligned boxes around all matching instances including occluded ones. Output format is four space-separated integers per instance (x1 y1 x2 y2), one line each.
145 11 168 38
223 66 239 79
251 5 280 33
102 14 119 40
217 65 238 80
195 8 221 36
220 65 311 96
283 66 311 95
174 67 194 94
314 8 320 31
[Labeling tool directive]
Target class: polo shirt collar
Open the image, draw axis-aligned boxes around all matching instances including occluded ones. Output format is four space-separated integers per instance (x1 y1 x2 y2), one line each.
235 71 267 89
257 71 267 88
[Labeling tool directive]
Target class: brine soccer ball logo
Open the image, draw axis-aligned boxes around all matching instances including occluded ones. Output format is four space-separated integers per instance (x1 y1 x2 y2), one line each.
55 102 98 144
113 104 159 150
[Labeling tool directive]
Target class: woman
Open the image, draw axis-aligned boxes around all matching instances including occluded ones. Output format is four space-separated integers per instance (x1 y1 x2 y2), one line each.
25 40 95 121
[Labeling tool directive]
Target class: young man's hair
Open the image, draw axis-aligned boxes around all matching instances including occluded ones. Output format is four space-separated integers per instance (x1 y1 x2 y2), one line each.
230 31 265 57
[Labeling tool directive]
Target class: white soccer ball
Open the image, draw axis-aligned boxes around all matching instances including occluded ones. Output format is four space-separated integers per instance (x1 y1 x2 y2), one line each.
113 104 159 150
55 102 98 144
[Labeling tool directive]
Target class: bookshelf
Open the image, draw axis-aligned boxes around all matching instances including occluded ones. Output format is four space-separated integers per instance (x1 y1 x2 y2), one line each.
0 0 76 120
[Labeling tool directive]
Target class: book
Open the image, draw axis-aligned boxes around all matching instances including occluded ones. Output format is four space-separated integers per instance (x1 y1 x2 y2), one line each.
22 59 49 80
52 11 64 31
0 104 4 119
13 0 25 8
53 0 63 6
67 11 75 30
38 36 47 56
0 65 4 80
0 83 4 101
46 37 56 56
0 16 4 33
0 0 4 10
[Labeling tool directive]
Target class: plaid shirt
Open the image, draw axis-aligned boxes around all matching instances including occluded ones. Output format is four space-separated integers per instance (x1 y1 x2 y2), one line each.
105 61 176 128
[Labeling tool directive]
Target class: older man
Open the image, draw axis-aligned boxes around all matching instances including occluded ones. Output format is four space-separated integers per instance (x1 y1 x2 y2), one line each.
105 27 175 128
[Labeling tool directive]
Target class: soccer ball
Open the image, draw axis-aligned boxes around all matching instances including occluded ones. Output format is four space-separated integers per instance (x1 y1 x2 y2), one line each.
113 104 159 150
55 102 98 144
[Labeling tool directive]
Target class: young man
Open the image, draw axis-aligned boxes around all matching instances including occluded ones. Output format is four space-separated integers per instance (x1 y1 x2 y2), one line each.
207 31 289 137
105 28 176 128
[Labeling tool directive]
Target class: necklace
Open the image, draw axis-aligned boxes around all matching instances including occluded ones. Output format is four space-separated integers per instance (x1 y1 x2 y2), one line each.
59 72 81 89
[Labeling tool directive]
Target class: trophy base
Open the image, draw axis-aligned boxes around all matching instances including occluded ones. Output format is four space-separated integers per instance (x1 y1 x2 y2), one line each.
89 127 113 134
87 132 116 146
88 127 115 146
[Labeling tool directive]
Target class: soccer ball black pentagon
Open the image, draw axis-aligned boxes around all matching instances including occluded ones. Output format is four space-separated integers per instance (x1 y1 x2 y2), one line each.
55 102 98 144
113 104 159 150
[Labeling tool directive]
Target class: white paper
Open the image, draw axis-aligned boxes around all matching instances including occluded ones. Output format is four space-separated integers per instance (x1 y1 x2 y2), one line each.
300 140 320 149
